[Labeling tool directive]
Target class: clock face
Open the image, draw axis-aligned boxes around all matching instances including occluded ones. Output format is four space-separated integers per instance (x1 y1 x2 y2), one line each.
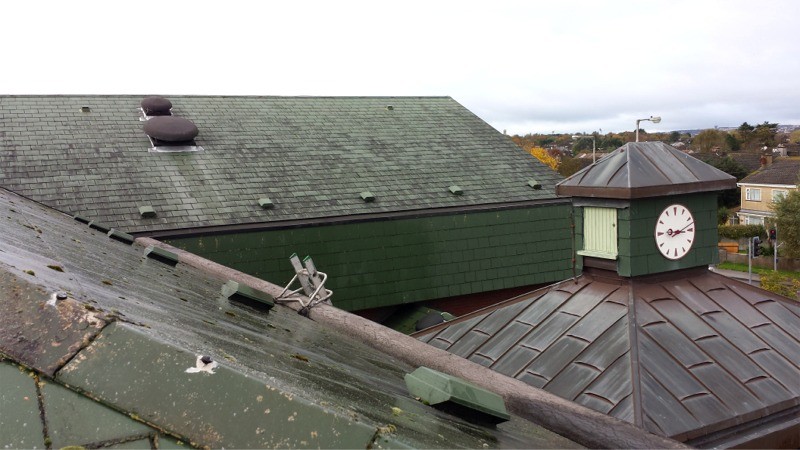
654 204 695 260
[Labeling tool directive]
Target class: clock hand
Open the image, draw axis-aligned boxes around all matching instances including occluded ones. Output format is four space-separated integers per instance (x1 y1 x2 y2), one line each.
678 222 694 232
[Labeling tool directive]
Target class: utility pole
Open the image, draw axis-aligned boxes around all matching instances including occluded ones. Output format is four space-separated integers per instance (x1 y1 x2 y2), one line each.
748 238 753 285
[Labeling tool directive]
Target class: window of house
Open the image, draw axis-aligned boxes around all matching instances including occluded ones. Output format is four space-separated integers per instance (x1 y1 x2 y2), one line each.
577 207 617 259
746 188 762 201
772 190 788 202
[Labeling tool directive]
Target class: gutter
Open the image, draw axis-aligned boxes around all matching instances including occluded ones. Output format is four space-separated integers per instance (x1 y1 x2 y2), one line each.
136 237 688 449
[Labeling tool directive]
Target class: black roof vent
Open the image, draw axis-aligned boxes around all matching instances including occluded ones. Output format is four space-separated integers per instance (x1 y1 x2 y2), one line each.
140 96 173 116
143 116 199 147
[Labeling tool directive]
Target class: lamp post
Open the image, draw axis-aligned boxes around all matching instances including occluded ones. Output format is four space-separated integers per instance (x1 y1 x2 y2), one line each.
572 134 597 163
635 116 661 142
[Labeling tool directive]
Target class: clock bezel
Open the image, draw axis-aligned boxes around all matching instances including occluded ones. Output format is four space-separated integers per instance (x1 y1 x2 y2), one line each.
654 203 695 260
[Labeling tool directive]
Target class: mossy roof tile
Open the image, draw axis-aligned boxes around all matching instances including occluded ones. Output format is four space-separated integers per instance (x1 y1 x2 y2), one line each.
0 95 562 233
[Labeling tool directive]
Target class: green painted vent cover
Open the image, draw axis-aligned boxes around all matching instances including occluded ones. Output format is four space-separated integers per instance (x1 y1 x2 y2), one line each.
107 229 135 245
223 280 274 311
139 205 157 218
143 245 179 267
360 191 375 202
528 179 542 189
404 367 510 425
258 197 274 209
449 185 463 195
73 214 91 224
88 220 112 233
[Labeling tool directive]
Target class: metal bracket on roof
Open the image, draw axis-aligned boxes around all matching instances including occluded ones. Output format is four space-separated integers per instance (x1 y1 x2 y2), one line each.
276 254 332 314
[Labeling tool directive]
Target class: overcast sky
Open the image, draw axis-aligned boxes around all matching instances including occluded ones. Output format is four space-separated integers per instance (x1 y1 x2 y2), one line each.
3 0 798 134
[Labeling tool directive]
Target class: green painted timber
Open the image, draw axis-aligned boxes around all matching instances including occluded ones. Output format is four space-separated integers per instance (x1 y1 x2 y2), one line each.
0 361 45 449
40 379 152 449
56 322 380 449
575 193 720 277
166 204 574 311
404 367 510 424
578 207 617 259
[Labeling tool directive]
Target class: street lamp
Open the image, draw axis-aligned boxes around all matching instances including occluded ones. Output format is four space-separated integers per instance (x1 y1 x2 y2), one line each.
572 134 597 163
635 116 661 142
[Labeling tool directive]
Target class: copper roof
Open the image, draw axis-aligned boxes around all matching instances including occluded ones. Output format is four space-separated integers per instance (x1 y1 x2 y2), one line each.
556 142 736 199
416 267 800 443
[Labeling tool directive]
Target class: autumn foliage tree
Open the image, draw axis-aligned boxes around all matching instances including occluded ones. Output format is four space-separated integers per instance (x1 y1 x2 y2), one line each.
527 146 559 171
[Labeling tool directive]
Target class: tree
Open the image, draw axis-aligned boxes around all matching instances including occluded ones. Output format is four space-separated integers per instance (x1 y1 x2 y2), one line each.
558 157 590 177
669 131 681 142
789 129 800 144
754 121 778 148
724 133 741 152
692 129 725 152
737 122 755 144
527 146 559 171
695 155 748 208
772 189 800 258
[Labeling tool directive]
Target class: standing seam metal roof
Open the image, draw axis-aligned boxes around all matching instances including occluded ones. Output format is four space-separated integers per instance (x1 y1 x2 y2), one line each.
416 267 800 442
556 142 736 199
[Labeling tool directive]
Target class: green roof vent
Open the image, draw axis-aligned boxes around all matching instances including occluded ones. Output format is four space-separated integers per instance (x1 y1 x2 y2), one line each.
449 185 463 196
360 191 375 202
88 221 111 233
223 280 274 312
404 367 510 425
258 197 274 209
528 179 542 190
107 229 135 245
139 205 157 218
73 214 91 224
144 245 179 267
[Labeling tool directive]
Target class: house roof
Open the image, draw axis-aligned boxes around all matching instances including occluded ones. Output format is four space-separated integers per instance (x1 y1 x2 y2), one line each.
0 187 579 449
0 95 561 235
739 158 800 186
556 142 736 199
415 266 800 444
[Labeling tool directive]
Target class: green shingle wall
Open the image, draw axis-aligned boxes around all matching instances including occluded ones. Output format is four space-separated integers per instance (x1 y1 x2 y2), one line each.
618 193 719 277
166 204 575 311
575 193 719 277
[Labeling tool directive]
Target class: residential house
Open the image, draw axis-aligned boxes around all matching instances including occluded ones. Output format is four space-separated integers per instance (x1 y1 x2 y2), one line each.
737 157 800 225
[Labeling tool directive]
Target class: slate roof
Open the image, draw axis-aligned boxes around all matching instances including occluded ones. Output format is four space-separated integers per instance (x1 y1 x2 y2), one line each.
0 187 579 449
416 266 800 443
556 142 736 199
739 158 800 186
0 95 561 234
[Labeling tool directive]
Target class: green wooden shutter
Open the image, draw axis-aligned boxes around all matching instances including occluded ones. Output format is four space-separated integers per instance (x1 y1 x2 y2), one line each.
578 207 617 259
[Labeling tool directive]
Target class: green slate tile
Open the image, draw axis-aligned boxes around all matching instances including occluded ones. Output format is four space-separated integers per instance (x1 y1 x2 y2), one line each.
40 380 151 449
56 322 378 449
0 362 45 450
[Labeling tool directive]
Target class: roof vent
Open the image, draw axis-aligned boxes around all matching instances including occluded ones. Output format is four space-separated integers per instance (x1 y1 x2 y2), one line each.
143 116 202 152
449 185 463 195
528 179 542 189
80 106 91 113
404 367 510 425
144 245 179 267
386 105 394 111
107 229 135 245
73 214 91 224
223 280 274 312
88 220 111 233
360 191 375 202
139 205 157 218
140 96 173 116
258 197 274 209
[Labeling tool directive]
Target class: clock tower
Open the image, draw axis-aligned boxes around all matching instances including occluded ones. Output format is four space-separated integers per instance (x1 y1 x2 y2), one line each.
556 142 736 277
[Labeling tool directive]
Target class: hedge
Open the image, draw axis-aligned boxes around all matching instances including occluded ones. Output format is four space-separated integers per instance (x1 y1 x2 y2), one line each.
718 224 766 240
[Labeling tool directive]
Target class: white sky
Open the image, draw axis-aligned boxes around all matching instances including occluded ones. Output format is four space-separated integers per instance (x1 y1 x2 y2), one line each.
3 0 799 134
